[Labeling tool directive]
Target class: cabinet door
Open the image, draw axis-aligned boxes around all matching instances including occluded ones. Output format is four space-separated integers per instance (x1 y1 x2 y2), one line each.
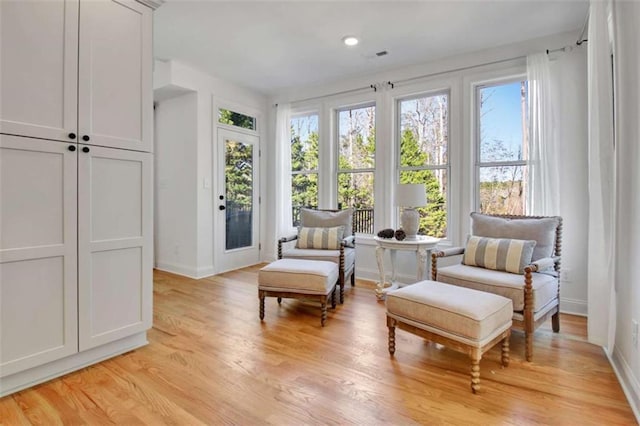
0 136 78 377
0 0 79 143
78 145 152 351
78 0 153 152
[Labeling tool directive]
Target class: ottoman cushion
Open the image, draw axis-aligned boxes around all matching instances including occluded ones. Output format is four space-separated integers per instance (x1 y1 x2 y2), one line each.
386 281 512 345
258 259 338 295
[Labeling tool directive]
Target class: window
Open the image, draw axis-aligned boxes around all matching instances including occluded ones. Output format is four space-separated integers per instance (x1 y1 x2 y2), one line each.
218 108 256 131
290 113 319 226
476 80 529 215
397 92 449 238
337 104 375 234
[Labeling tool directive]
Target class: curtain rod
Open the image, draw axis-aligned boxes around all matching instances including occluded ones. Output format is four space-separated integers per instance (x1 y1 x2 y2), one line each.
277 45 570 106
576 13 589 45
276 84 375 107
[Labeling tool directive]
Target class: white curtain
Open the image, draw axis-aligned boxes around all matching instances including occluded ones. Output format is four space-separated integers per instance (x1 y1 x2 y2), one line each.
527 52 560 215
586 0 616 352
274 103 293 238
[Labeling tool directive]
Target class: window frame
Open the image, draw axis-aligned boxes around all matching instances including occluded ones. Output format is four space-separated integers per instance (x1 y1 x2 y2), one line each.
396 89 451 239
290 111 320 226
473 75 530 214
334 101 377 234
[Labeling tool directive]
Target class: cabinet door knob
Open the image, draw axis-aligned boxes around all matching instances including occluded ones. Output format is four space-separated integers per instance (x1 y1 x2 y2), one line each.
68 145 76 152
82 135 90 141
68 133 76 140
219 205 226 211
82 146 90 153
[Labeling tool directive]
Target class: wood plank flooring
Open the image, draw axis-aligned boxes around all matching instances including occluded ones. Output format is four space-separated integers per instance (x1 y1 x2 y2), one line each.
1 265 636 425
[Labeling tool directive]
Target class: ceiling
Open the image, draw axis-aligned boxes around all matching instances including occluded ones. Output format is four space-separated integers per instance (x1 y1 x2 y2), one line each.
154 1 588 95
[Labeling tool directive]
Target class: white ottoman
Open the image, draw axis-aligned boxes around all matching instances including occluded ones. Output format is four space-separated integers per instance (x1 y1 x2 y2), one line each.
258 259 339 326
386 280 513 393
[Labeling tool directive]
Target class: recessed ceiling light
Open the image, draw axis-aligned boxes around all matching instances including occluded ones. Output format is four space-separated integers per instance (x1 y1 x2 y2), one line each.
342 36 359 47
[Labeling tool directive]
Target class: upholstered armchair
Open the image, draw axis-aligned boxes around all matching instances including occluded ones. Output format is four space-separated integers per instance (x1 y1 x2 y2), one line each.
278 208 356 303
431 213 562 362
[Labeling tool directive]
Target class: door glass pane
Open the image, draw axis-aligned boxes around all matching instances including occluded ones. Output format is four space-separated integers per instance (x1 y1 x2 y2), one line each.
479 165 527 215
218 108 256 131
225 139 253 250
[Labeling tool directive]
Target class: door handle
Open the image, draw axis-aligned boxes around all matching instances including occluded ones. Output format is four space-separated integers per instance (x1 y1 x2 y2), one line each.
219 205 226 211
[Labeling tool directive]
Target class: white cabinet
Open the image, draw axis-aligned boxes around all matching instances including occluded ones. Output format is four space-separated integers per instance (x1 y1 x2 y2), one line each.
0 136 78 376
0 0 153 152
0 137 153 379
0 0 156 396
78 145 153 350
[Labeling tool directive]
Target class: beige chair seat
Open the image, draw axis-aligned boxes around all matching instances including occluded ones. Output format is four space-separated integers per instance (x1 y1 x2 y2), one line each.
436 264 558 312
385 280 512 393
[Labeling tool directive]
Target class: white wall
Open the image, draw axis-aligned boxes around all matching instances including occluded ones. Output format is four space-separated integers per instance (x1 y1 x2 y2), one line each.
154 60 268 278
154 92 199 276
269 31 589 315
611 0 640 419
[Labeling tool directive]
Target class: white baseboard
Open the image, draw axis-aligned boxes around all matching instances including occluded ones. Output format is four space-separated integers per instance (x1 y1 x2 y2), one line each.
559 297 588 316
608 347 640 423
155 261 215 279
355 268 588 316
1 332 148 397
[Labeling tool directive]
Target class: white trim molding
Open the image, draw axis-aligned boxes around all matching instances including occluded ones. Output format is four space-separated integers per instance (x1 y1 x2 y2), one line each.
609 348 640 423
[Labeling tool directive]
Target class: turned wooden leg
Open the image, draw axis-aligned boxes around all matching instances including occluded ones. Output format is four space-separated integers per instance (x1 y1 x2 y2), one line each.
331 289 336 309
259 294 265 321
340 282 344 304
321 302 327 327
471 356 481 394
277 297 282 304
387 317 396 355
525 332 533 362
501 337 510 367
351 271 355 287
552 311 560 333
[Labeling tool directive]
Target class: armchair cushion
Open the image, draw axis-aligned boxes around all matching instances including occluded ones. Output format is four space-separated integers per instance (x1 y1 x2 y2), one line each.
462 236 536 274
296 226 345 249
300 208 354 238
436 264 558 312
470 213 560 261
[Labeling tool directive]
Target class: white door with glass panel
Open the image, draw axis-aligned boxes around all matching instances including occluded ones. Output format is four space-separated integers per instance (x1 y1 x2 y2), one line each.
215 128 260 272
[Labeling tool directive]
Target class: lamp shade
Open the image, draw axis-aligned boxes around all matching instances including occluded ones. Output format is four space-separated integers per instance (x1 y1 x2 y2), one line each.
396 184 427 207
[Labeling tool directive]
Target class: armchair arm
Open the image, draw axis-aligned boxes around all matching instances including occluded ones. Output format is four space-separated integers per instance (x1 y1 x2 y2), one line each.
342 235 355 248
431 247 465 280
277 234 298 259
432 247 465 258
526 256 560 273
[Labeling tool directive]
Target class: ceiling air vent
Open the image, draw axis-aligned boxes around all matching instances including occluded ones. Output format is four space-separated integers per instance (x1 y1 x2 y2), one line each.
376 51 388 57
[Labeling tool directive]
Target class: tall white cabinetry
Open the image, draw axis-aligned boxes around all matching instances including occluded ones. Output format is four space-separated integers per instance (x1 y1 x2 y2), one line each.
0 0 157 396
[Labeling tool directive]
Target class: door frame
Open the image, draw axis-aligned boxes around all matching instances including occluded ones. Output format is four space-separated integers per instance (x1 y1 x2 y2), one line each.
213 127 260 274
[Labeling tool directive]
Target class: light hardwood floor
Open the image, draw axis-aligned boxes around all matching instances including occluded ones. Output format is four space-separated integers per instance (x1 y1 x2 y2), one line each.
1 265 636 425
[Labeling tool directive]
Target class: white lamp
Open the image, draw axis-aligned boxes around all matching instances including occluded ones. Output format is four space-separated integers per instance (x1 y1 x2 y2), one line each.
396 183 427 241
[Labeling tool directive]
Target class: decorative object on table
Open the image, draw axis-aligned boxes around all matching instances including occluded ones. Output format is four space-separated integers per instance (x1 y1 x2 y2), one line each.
394 229 406 241
377 228 395 239
396 183 427 241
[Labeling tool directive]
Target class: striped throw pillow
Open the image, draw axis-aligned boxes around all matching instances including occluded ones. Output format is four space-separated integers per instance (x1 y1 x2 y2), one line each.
296 226 345 250
463 236 536 274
